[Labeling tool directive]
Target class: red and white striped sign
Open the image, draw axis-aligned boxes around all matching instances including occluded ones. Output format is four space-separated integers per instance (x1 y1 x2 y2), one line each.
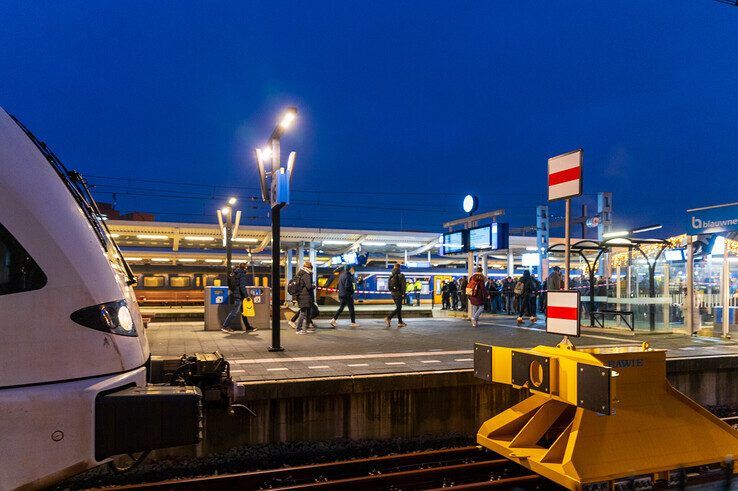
546 290 580 337
548 149 582 202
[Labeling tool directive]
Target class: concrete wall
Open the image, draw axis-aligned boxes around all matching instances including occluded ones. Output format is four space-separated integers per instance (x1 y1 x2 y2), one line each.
158 357 738 457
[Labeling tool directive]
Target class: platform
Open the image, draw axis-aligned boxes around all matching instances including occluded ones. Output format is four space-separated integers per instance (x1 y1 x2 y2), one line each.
147 315 738 383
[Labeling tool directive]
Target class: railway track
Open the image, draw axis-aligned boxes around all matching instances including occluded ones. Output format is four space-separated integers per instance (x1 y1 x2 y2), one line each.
98 446 545 490
95 416 738 490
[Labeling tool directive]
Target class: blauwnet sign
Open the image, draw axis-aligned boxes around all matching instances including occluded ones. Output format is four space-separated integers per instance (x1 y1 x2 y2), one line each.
687 202 738 234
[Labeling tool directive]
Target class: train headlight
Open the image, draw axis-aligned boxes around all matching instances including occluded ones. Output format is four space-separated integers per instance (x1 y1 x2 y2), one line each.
117 305 134 332
70 299 138 337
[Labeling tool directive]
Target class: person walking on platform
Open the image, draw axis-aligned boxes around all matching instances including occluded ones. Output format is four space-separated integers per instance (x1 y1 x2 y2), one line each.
468 267 490 327
294 261 316 334
330 265 359 328
516 269 538 325
441 280 450 310
502 276 514 314
448 279 459 310
458 276 469 311
414 278 422 306
222 262 255 333
385 263 407 328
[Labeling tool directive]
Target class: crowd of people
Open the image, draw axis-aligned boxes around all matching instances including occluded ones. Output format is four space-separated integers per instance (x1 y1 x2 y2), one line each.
223 260 611 335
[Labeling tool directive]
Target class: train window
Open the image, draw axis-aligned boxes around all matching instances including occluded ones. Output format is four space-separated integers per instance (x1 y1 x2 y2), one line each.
142 276 166 288
170 276 192 288
195 276 202 287
262 276 269 287
0 222 47 296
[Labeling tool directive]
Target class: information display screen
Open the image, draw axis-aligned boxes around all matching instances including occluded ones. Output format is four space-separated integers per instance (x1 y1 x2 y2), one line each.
491 223 509 250
664 249 685 262
468 225 491 251
441 231 464 255
344 252 358 265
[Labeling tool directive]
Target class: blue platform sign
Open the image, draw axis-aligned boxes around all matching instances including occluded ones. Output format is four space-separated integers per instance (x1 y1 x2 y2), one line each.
687 202 738 235
210 287 229 305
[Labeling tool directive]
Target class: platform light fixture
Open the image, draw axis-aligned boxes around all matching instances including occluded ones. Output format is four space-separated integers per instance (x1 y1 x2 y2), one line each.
323 239 351 245
184 236 215 242
397 242 422 248
178 258 197 262
136 234 169 240
110 233 120 238
228 197 237 206
233 237 259 243
150 257 170 262
204 259 223 263
124 257 143 261
361 241 387 246
602 230 630 239
631 224 663 235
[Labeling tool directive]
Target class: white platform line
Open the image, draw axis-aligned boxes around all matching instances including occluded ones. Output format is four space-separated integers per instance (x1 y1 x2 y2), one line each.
308 365 330 369
347 363 369 367
454 358 473 362
231 349 473 365
421 360 441 364
385 362 406 366
266 367 289 371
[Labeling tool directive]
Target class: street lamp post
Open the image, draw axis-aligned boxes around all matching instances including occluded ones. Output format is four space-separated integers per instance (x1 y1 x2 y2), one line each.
256 107 298 352
217 197 240 276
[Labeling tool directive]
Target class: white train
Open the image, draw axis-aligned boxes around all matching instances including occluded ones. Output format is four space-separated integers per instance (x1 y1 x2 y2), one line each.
0 107 201 490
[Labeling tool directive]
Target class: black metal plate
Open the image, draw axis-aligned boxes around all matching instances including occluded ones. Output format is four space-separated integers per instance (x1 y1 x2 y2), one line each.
511 351 550 394
473 343 492 381
576 363 612 415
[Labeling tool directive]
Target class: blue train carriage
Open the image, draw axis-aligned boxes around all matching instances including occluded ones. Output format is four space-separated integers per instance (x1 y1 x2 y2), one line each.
316 265 502 305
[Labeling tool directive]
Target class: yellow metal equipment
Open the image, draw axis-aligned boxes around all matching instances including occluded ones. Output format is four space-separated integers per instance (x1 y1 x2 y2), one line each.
474 342 738 490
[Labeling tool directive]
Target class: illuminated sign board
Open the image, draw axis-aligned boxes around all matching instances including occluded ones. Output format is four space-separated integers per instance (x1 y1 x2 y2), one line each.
441 231 464 255
468 226 490 251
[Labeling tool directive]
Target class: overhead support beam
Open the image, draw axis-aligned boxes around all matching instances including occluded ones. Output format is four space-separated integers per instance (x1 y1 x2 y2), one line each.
443 209 505 230
339 235 366 255
253 234 271 253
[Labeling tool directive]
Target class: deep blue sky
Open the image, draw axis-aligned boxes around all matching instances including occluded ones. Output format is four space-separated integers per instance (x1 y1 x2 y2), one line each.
2 1 736 236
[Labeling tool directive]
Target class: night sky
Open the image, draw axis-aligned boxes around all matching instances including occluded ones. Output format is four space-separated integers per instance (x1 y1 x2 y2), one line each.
2 1 736 236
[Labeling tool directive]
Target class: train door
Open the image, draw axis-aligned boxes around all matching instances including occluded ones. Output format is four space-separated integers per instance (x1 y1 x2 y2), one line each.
434 275 452 305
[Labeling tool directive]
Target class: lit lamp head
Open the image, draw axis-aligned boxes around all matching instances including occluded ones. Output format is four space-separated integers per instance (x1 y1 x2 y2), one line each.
228 197 237 206
463 194 478 214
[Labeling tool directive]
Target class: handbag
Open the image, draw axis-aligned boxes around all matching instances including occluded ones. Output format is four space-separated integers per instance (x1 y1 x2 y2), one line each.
242 297 256 317
310 303 320 319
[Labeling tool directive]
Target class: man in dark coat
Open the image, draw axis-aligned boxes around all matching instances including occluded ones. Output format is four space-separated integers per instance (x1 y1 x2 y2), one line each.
385 263 407 328
222 262 255 333
330 265 359 328
294 261 316 334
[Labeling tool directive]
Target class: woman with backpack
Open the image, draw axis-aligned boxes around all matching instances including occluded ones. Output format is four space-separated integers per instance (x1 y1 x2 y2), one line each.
468 267 489 327
292 261 316 334
384 263 407 328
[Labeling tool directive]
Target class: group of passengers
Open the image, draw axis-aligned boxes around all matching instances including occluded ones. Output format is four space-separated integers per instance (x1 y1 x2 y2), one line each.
222 260 597 335
285 262 409 333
